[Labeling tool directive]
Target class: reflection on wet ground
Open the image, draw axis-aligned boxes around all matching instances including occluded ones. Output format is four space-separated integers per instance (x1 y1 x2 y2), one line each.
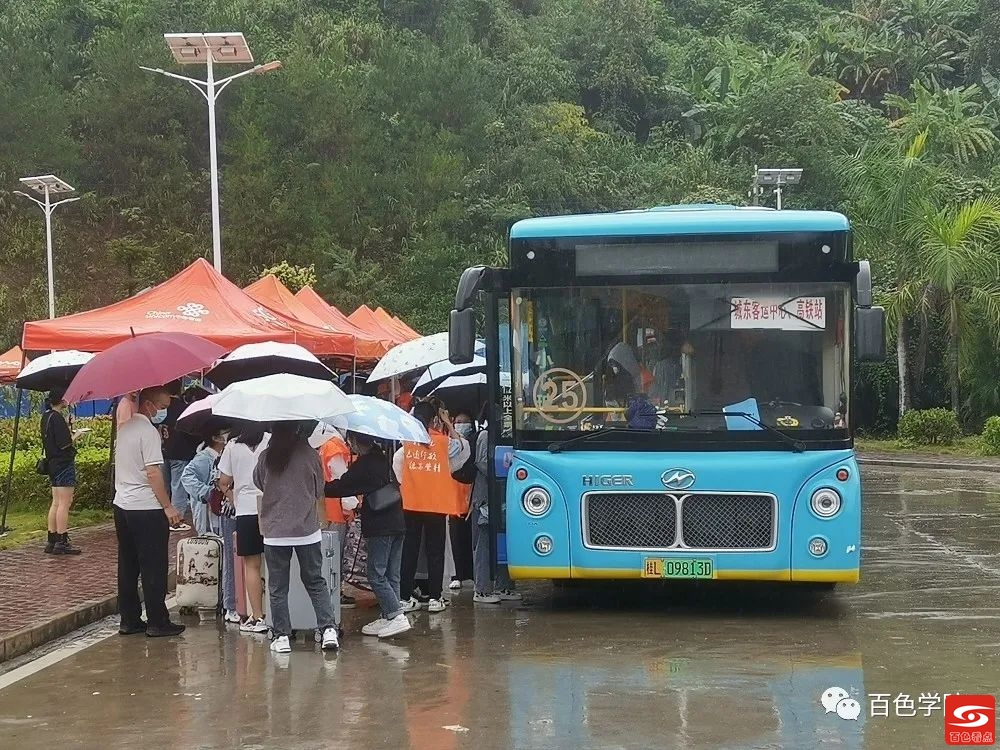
2 467 1000 749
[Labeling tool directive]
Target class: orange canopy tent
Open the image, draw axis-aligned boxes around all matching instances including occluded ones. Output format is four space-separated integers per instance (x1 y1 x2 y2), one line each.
373 307 420 341
294 286 394 359
349 305 409 345
22 258 354 356
0 346 26 384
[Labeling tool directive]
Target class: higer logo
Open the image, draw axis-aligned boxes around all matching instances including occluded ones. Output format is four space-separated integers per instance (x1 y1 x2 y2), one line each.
945 695 995 745
582 475 634 487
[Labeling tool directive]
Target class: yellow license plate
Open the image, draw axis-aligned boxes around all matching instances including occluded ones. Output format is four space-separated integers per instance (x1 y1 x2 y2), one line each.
642 558 715 579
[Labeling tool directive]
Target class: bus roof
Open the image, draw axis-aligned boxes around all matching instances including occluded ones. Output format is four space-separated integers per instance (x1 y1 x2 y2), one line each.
509 205 850 240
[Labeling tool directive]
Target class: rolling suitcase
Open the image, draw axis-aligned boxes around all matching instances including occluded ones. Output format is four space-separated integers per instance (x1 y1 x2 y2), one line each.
175 536 222 615
264 528 341 640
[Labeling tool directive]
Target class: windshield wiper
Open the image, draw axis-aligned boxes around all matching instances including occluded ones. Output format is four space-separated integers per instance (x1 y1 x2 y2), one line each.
548 428 656 453
683 410 806 453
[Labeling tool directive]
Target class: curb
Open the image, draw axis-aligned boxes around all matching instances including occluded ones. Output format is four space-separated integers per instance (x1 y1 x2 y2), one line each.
0 571 178 664
858 457 1000 472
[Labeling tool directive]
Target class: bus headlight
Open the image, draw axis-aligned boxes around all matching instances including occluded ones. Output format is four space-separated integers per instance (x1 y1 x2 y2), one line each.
810 488 842 518
522 487 551 517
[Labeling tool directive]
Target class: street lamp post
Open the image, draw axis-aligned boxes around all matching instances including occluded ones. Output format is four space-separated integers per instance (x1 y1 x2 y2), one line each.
14 175 80 319
751 167 803 210
140 33 281 273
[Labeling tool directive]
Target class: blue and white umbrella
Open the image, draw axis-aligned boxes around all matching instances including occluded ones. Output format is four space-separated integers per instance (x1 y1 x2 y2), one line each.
328 394 431 444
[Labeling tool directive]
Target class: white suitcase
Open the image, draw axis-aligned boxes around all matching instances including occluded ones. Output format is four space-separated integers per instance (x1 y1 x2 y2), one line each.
264 529 341 640
175 536 222 610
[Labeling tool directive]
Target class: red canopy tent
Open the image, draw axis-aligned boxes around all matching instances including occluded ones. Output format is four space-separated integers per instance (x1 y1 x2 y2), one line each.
374 306 420 341
349 305 409 345
0 346 26 384
294 286 393 359
22 258 354 356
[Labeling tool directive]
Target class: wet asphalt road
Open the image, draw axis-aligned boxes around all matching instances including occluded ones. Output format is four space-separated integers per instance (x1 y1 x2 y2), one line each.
2 465 1000 750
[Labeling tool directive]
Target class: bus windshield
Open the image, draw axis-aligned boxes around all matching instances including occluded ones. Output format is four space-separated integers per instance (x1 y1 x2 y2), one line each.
509 282 850 435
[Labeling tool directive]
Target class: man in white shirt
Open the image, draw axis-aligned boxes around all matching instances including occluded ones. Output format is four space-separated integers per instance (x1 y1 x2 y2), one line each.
114 386 185 638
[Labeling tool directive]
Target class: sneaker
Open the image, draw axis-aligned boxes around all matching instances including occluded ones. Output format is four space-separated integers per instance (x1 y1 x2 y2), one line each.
224 610 242 624
377 614 411 638
400 597 421 613
362 618 390 637
427 598 447 613
449 579 462 590
170 522 191 532
340 594 356 609
240 617 269 633
147 622 186 638
321 627 340 651
473 592 501 604
119 621 147 636
497 589 523 601
270 635 292 654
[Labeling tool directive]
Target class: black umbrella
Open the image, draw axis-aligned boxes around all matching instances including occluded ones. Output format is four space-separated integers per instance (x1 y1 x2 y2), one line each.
206 342 335 388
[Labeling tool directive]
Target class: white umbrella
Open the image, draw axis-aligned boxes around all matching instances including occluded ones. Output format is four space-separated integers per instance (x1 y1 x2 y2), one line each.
206 341 334 388
212 373 355 423
411 353 487 397
329 395 431 444
15 350 94 392
366 332 450 383
308 421 343 448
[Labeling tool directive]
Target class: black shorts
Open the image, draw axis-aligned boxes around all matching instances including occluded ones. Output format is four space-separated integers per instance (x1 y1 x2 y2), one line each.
236 515 265 557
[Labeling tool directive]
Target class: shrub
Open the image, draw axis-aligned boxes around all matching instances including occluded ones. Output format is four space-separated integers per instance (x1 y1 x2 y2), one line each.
982 416 1000 456
0 416 112 452
2 447 113 511
897 408 962 446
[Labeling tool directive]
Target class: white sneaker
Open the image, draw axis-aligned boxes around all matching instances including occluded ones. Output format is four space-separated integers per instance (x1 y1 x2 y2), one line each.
224 610 242 624
401 597 421 613
378 614 411 638
270 635 291 654
321 627 340 651
449 579 462 590
240 617 269 633
427 598 447 613
497 590 523 601
473 592 501 604
362 618 389 636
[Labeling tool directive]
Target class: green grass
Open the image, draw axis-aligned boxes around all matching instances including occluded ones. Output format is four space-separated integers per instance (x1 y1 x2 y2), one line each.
0 507 113 551
854 436 986 458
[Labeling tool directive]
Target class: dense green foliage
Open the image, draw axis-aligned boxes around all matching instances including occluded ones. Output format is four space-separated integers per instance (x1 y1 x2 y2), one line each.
3 447 112 511
981 415 1000 454
897 407 962 445
2 0 1000 430
0 416 112 452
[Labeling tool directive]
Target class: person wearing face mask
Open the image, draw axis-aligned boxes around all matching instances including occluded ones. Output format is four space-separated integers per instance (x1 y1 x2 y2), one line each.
393 401 471 614
447 412 477 590
113 386 185 638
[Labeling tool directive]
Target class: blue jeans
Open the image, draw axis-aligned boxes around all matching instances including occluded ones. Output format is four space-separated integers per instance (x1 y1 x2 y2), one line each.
366 534 404 620
220 514 238 612
264 543 336 637
166 460 191 519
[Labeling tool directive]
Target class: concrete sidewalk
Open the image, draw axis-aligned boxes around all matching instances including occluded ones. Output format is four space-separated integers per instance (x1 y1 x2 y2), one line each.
0 523 192 662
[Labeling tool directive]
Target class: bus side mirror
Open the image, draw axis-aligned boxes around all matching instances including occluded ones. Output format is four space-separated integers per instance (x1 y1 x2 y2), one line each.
450 308 476 364
855 306 886 362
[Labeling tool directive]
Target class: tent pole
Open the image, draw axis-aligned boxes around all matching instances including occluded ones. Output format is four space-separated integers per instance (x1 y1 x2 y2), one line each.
351 357 357 394
1 387 25 534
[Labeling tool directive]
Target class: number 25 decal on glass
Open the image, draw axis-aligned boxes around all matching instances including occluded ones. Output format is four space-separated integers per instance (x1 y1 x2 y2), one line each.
532 368 588 424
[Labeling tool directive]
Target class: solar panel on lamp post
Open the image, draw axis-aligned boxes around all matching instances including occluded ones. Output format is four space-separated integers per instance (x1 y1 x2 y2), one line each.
751 167 803 210
140 33 281 273
14 175 80 319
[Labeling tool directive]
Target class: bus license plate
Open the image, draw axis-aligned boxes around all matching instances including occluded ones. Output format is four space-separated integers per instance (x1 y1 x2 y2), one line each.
642 558 714 579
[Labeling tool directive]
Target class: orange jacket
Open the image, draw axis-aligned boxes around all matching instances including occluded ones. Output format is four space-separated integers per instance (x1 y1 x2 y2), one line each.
319 438 351 524
399 432 470 516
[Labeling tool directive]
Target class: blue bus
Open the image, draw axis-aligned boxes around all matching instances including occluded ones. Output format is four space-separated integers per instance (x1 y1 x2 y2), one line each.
449 205 885 588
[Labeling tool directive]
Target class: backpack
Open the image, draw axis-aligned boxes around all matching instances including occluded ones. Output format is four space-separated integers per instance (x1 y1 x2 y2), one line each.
451 432 481 485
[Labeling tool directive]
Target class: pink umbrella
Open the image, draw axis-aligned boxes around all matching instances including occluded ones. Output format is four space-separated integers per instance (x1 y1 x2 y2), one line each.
64 332 227 404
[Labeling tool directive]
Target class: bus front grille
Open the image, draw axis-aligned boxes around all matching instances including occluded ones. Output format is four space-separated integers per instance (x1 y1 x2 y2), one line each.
680 494 775 550
585 493 677 549
583 493 776 551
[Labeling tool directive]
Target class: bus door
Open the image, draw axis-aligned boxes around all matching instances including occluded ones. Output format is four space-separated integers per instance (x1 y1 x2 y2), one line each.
487 291 514 574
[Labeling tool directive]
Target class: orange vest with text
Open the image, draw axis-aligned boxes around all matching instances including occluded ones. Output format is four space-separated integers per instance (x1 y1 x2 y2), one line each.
319 438 350 524
400 431 470 516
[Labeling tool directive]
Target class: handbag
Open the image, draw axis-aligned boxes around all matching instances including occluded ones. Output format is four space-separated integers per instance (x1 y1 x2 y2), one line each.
35 413 52 476
365 482 402 513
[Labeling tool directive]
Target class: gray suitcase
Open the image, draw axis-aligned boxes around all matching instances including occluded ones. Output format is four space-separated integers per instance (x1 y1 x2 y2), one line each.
264 528 341 640
175 535 222 612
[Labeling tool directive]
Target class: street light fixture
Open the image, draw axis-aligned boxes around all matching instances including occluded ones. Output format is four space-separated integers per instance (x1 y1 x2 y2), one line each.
140 32 281 273
14 175 80 319
751 167 803 210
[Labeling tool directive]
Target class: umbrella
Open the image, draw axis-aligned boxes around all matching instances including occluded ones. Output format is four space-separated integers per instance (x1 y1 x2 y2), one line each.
15 350 94 392
175 394 242 435
212 373 355 423
206 341 335 389
427 372 510 417
308 421 343 449
329 394 431 444
366 332 450 383
412 353 487 397
63 332 226 404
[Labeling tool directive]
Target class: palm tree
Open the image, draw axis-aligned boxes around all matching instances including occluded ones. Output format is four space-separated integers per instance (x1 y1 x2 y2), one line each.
904 197 1000 412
